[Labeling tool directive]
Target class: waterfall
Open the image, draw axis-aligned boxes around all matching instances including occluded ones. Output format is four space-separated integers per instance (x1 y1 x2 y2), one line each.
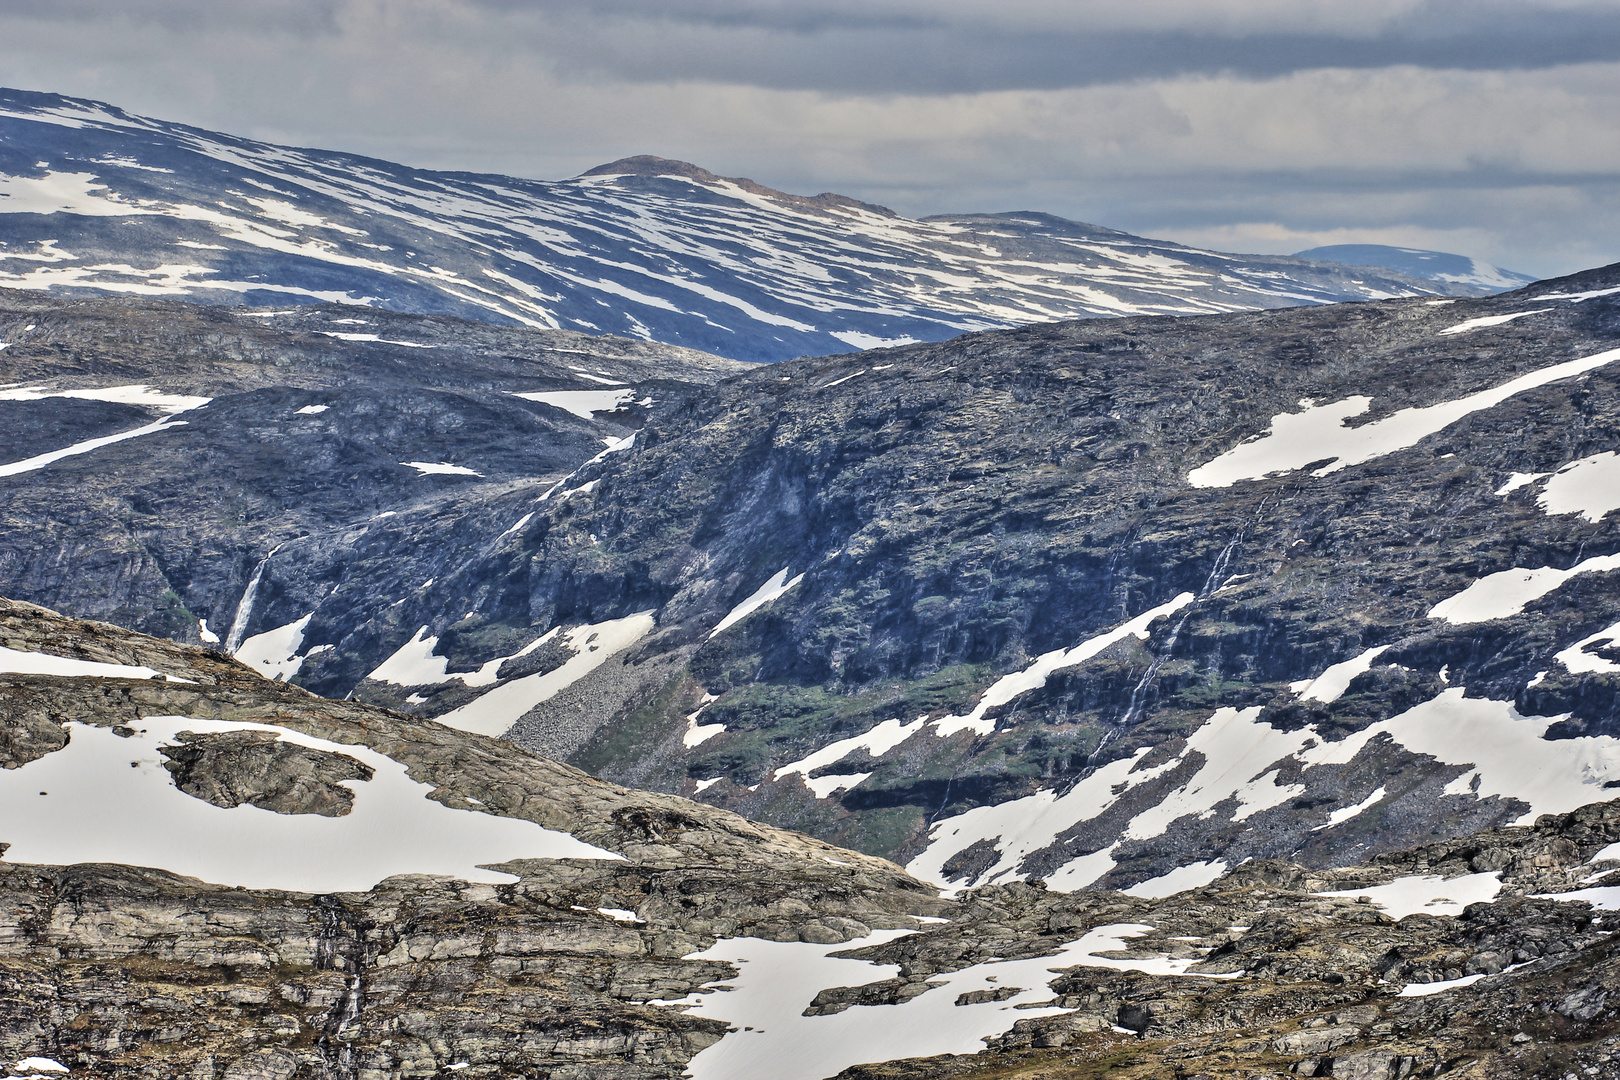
224 541 287 654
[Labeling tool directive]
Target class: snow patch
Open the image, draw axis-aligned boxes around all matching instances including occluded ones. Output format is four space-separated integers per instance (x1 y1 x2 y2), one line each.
0 716 618 890
1290 645 1391 703
1555 619 1620 675
1538 452 1620 523
0 644 166 681
683 694 725 748
669 924 1206 1080
1188 347 1620 487
1314 786 1387 831
233 613 312 682
1398 973 1488 996
1496 471 1549 495
1438 309 1551 335
775 717 927 795
1429 553 1620 624
401 460 483 477
710 567 805 639
1122 861 1228 899
509 388 636 419
1320 872 1502 919
933 594 1194 737
436 612 656 738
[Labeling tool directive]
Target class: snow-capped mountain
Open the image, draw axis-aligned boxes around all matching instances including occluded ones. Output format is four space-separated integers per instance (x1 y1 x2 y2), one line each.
1295 243 1537 292
0 88 1503 363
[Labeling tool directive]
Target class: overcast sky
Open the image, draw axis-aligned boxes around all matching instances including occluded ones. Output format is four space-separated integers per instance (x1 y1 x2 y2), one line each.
3 0 1619 277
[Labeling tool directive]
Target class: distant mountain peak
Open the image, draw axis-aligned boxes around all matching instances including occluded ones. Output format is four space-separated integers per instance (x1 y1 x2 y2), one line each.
1293 243 1536 292
582 153 899 218
0 87 1522 363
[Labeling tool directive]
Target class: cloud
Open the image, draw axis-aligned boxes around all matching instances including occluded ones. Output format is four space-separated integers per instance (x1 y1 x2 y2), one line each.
0 0 1616 277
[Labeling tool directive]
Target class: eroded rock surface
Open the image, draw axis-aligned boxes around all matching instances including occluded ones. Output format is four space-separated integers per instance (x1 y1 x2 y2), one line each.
159 729 375 817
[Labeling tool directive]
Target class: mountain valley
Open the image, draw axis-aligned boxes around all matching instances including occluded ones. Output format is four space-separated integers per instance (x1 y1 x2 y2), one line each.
4 84 1620 1080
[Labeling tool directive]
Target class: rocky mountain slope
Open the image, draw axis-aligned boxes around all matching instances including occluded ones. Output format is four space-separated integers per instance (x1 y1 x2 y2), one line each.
8 257 1620 898
192 261 1611 898
8 596 1620 1079
0 289 742 644
0 88 1499 364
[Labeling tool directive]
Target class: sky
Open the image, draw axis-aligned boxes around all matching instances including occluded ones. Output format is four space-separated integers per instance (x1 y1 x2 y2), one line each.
1 0 1618 278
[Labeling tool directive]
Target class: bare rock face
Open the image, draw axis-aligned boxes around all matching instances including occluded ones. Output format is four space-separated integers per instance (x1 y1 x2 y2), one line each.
159 729 375 817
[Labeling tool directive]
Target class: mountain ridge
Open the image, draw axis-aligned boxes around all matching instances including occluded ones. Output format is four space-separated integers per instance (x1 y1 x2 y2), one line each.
0 87 1509 363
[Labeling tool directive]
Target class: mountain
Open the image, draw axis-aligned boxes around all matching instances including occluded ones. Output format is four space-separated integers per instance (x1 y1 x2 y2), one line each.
6 594 1620 1079
1294 244 1537 292
0 290 742 644
6 257 1620 898
0 88 1506 365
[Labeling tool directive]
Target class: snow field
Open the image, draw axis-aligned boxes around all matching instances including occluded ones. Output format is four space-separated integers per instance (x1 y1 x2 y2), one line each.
670 922 1229 1080
932 594 1194 737
1320 872 1503 919
909 688 1620 890
0 381 213 478
509 388 636 419
233 613 312 682
400 460 483 477
1437 309 1551 335
1290 645 1392 703
0 715 619 891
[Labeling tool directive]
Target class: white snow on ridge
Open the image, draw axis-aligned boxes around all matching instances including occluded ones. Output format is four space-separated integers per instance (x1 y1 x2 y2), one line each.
774 717 927 790
0 644 167 681
367 625 560 689
1437 308 1551 335
683 694 724 748
0 383 212 479
1314 786 1387 831
1188 347 1620 488
436 612 656 738
315 331 436 348
401 460 483 477
1428 553 1620 624
1537 451 1620 523
1496 471 1549 495
510 388 636 419
0 383 211 413
0 715 618 892
710 567 805 639
1123 861 1229 899
933 594 1194 737
1555 619 1620 675
0 415 192 478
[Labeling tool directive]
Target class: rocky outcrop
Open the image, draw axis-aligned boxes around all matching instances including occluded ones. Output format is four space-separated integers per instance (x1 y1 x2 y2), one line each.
159 729 375 817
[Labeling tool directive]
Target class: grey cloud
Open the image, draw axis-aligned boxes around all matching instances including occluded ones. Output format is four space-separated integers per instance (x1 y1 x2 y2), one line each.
494 0 1620 93
0 0 1615 278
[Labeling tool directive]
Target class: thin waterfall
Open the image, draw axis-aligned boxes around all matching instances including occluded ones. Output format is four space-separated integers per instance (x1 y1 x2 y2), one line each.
224 541 286 654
